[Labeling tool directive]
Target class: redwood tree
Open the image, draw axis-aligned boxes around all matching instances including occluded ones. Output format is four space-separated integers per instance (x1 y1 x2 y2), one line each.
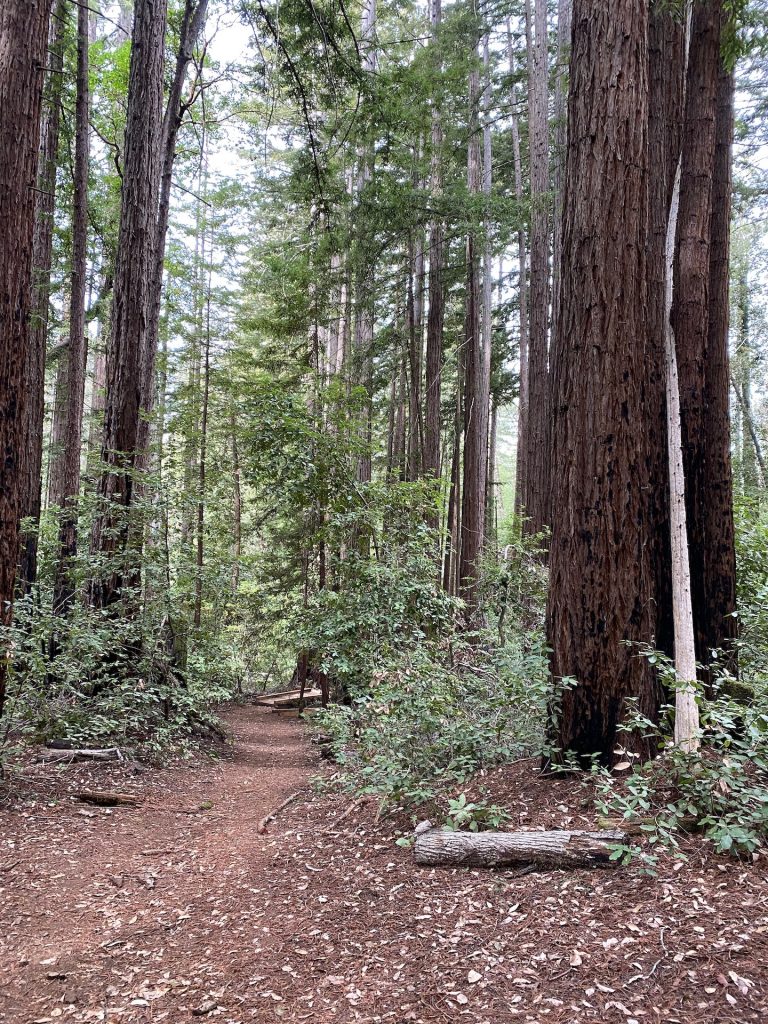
91 0 167 610
0 0 53 712
548 0 661 763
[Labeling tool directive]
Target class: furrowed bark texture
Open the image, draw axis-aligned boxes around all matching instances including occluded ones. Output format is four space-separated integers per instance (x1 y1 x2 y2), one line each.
702 39 738 675
91 0 167 610
0 0 52 713
522 0 550 539
646 9 685 661
414 826 627 870
20 0 67 591
548 0 660 763
672 1 720 671
138 0 208 458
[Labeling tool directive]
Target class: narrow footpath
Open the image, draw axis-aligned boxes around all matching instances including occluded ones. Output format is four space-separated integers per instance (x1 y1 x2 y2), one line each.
1 706 767 1024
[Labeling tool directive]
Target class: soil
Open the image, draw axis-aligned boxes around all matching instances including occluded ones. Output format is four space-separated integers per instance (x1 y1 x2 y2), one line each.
1 705 767 1024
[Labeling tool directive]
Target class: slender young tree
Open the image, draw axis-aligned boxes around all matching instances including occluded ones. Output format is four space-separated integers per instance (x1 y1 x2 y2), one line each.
548 0 660 763
52 2 90 617
423 0 444 527
0 0 53 713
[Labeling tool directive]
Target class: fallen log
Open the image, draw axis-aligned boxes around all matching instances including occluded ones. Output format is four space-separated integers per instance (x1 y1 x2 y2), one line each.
36 747 124 765
75 790 142 807
413 822 628 870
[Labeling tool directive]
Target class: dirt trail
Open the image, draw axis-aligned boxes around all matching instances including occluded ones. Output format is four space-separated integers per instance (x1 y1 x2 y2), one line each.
0 705 315 1023
2 705 768 1024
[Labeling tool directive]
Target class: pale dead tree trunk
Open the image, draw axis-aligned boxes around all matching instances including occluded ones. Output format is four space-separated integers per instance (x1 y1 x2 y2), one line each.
458 43 486 616
52 2 90 618
522 0 550 539
663 5 699 752
549 0 571 357
20 0 67 591
90 0 167 611
0 0 53 714
506 22 530 519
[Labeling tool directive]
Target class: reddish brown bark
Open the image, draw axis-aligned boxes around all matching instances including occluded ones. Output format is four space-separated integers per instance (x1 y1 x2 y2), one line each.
646 10 685 661
522 0 550 540
702 45 738 673
0 0 53 712
672 1 721 671
19 0 66 591
91 0 167 611
548 0 660 763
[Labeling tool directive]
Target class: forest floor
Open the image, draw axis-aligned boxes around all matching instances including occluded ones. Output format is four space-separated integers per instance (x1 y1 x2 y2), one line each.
2 706 768 1024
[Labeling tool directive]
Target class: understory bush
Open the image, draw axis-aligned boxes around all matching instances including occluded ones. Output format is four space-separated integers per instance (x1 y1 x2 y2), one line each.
595 658 768 865
315 634 549 811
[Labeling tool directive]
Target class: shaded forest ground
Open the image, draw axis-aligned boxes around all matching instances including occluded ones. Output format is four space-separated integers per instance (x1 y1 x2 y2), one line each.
1 707 767 1023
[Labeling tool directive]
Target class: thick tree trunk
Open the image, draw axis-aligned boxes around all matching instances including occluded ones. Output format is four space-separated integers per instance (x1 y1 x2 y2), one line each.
522 0 550 539
90 0 167 611
702 46 738 675
138 0 208 459
0 0 53 713
549 0 571 356
646 10 685 662
548 0 660 764
19 0 67 592
414 825 627 870
52 3 90 618
48 343 70 508
672 1 720 671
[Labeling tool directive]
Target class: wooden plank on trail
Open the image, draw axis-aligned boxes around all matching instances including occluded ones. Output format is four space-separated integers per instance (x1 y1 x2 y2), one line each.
254 688 323 708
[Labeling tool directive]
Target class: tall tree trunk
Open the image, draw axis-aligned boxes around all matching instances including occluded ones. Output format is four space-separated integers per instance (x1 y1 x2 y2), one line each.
549 0 570 369
522 0 550 539
548 0 660 764
90 0 167 611
458 50 486 616
646 9 685 662
354 0 377 488
0 0 53 714
407 227 425 481
19 0 67 592
231 407 242 595
423 0 443 495
507 22 530 520
48 343 70 508
138 0 208 459
702 40 738 674
193 268 212 629
52 2 90 617
672 0 721 671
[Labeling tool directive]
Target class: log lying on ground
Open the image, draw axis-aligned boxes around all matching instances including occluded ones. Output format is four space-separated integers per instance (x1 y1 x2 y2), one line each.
36 747 124 765
413 822 628 870
75 790 142 807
